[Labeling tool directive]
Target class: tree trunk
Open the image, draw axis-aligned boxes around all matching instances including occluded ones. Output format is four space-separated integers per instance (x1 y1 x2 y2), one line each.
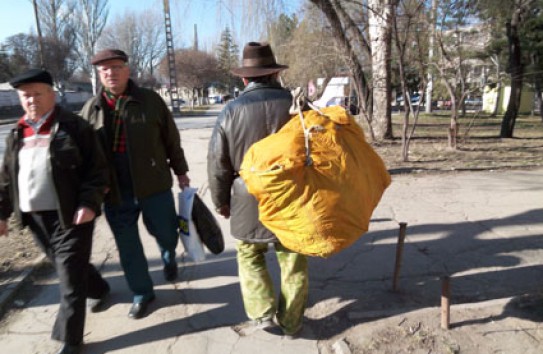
425 0 437 114
492 82 501 117
401 109 410 162
532 55 543 122
368 0 393 140
501 15 524 137
309 0 376 140
448 108 458 150
536 82 543 122
442 80 458 150
91 68 98 95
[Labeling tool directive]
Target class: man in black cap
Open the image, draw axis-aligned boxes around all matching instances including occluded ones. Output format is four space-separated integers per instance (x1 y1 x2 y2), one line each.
207 42 309 339
80 49 191 319
0 68 110 354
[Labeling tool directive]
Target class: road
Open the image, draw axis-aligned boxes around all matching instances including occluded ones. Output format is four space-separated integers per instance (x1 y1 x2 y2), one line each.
0 114 219 157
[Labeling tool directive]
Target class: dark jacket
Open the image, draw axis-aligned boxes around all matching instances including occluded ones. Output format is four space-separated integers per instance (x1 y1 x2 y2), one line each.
0 106 109 229
207 81 292 243
80 80 189 204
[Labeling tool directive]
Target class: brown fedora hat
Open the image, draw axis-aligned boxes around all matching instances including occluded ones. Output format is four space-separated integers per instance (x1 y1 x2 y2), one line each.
231 42 288 78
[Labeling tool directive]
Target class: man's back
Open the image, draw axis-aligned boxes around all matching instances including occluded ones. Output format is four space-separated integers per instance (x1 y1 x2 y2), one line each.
211 81 292 172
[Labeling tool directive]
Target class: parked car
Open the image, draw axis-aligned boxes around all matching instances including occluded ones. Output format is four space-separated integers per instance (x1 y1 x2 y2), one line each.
325 96 360 115
464 97 482 107
396 93 421 106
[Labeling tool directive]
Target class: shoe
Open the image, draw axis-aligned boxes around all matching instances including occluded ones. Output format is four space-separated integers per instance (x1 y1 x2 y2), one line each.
56 343 81 354
128 296 155 319
266 318 303 340
163 263 178 282
282 325 303 340
87 288 110 313
232 317 275 336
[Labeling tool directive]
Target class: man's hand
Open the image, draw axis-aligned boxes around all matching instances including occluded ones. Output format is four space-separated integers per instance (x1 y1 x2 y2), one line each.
216 205 230 219
177 174 191 190
0 220 8 236
73 207 96 225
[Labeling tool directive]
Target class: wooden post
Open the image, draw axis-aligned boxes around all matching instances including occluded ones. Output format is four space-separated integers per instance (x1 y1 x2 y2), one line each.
392 222 407 292
441 276 451 330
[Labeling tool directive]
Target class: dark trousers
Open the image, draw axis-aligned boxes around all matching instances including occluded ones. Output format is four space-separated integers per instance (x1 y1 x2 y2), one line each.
25 211 109 345
104 189 178 303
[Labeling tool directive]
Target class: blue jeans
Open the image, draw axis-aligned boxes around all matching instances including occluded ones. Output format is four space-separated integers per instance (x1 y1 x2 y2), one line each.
105 189 178 303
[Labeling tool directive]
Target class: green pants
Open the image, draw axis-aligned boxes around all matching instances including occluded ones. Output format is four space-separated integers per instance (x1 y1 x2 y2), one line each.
236 241 309 334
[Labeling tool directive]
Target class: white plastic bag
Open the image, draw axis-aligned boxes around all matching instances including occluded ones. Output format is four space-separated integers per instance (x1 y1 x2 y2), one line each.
178 187 206 262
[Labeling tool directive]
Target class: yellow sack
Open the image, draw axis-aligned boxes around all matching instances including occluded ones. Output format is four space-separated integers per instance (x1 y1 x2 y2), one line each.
239 106 391 257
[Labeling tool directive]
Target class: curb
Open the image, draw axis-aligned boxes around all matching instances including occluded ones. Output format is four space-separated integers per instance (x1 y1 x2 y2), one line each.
0 119 17 126
0 255 47 319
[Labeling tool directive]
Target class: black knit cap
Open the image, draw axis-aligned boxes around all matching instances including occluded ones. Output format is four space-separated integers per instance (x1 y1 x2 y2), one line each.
91 49 128 65
9 68 54 88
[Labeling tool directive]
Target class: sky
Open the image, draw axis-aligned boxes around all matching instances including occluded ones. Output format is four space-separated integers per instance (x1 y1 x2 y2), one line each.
0 0 303 50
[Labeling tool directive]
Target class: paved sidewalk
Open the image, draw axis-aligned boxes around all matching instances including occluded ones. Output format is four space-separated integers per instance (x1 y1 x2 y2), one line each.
0 126 542 353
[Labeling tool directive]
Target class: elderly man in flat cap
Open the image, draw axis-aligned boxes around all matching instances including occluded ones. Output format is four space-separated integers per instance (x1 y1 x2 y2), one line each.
207 42 309 339
0 69 110 354
80 49 191 319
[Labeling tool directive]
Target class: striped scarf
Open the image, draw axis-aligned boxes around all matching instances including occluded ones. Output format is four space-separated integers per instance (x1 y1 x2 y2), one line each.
103 90 128 153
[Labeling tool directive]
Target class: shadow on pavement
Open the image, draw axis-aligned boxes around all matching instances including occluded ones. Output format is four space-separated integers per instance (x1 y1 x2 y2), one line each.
9 208 543 347
304 208 543 339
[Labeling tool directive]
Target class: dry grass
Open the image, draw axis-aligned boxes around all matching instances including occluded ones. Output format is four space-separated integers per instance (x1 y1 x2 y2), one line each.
363 112 543 174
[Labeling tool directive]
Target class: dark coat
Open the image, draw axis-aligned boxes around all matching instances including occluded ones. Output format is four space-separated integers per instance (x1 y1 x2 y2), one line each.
0 106 109 229
207 81 292 243
80 80 189 205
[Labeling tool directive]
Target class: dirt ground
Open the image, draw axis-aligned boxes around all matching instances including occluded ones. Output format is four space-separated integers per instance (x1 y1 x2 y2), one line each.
0 113 542 353
314 292 543 354
0 219 42 293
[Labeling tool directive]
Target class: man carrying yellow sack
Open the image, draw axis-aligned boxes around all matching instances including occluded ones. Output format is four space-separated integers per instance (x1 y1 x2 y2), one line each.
207 42 308 339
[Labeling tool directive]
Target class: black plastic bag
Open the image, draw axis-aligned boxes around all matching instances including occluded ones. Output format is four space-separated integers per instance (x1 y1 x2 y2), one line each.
191 194 225 254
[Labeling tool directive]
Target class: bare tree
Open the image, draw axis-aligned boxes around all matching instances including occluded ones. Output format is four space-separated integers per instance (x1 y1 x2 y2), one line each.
99 8 165 86
0 47 11 82
235 0 291 39
392 0 428 161
307 0 375 139
3 34 41 73
432 0 481 149
159 49 220 107
269 7 341 93
75 0 109 94
36 0 79 97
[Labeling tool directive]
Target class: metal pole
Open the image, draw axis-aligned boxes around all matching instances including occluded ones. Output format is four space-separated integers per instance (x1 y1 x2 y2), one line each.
163 0 180 113
32 0 45 69
392 222 407 292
